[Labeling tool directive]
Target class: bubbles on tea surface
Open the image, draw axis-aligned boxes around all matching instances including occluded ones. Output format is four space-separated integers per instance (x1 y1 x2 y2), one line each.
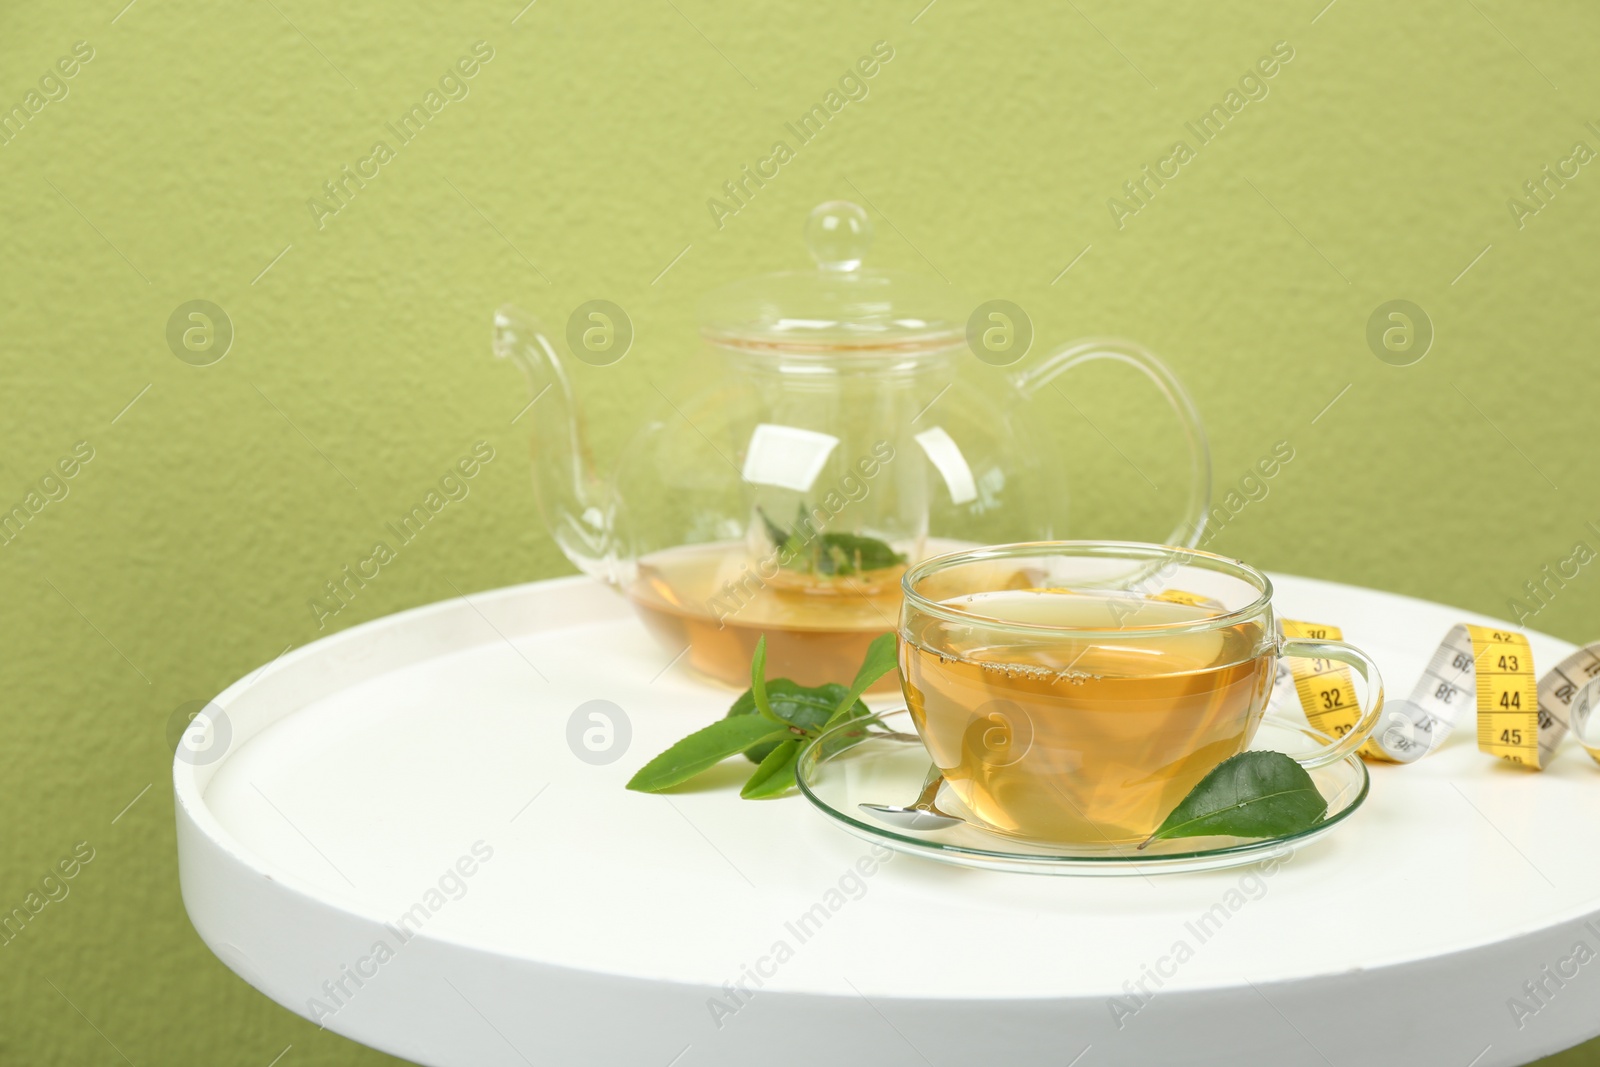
1005 663 1050 681
969 656 1098 685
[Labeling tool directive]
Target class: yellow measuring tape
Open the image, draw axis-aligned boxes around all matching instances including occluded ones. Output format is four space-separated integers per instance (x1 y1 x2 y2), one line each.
1275 618 1600 770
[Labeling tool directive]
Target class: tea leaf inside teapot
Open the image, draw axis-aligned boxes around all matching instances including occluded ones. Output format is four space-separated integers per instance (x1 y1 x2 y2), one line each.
758 507 801 557
757 504 907 578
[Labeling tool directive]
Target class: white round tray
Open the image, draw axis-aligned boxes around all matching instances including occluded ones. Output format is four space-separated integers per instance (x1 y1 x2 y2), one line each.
175 574 1600 1067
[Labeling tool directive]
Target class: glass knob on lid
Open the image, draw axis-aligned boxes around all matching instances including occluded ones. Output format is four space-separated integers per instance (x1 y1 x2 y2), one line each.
700 199 966 355
805 200 872 272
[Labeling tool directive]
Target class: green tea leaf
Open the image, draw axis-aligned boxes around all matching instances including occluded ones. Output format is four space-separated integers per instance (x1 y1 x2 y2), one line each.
739 739 803 799
726 679 870 762
1141 751 1328 848
629 623 888 799
757 506 806 561
824 632 899 726
815 531 907 576
757 507 790 550
748 635 786 729
756 505 906 577
625 715 792 793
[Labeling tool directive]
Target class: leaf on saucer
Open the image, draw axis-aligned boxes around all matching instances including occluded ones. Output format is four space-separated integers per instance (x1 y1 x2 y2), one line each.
625 716 792 793
740 739 803 799
1140 751 1328 848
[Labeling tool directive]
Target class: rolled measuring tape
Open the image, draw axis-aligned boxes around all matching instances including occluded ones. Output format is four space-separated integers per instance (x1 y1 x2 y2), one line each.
1272 618 1600 769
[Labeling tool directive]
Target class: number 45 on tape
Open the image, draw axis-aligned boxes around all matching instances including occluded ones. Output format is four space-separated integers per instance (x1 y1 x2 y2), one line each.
1275 619 1600 770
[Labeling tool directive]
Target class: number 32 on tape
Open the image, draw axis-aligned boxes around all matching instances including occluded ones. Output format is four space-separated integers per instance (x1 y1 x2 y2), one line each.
1274 619 1600 770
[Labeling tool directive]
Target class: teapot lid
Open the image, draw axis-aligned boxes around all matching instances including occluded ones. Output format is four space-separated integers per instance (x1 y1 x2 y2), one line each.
700 201 965 354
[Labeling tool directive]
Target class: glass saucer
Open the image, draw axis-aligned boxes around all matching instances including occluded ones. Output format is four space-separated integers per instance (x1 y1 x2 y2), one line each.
795 708 1369 876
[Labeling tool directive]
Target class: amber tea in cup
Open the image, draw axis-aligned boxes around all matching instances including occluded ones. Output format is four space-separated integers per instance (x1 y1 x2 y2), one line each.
899 542 1382 845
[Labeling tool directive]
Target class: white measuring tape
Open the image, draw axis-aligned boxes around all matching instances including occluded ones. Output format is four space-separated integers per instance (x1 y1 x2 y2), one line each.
1272 619 1600 770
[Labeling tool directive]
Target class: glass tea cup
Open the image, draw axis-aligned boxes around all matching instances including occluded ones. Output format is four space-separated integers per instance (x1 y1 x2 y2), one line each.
897 541 1384 845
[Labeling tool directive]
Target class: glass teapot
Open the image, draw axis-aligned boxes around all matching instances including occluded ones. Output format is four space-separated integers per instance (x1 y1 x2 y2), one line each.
494 201 1210 690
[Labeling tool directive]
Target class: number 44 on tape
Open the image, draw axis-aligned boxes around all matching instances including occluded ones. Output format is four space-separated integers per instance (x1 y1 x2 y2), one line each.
1274 620 1600 770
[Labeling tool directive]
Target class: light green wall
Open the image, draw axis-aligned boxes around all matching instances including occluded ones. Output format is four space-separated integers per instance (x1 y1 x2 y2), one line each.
2 0 1598 1062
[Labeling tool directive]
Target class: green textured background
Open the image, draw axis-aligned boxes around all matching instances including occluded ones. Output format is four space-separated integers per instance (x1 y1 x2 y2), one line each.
3 0 1598 1063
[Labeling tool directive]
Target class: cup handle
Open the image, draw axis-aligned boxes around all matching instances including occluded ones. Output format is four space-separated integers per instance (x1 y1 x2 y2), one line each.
1277 637 1386 769
1011 339 1212 548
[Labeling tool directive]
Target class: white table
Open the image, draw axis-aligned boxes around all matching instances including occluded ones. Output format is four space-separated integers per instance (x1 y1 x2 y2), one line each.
175 575 1600 1066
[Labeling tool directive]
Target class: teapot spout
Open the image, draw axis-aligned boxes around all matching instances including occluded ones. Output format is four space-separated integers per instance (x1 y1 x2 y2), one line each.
493 305 619 584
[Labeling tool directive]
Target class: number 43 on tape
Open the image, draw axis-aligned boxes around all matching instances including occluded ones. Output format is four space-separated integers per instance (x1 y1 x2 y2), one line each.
1275 619 1600 770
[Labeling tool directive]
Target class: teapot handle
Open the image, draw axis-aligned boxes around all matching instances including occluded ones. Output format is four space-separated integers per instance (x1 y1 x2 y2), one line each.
1011 339 1212 548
